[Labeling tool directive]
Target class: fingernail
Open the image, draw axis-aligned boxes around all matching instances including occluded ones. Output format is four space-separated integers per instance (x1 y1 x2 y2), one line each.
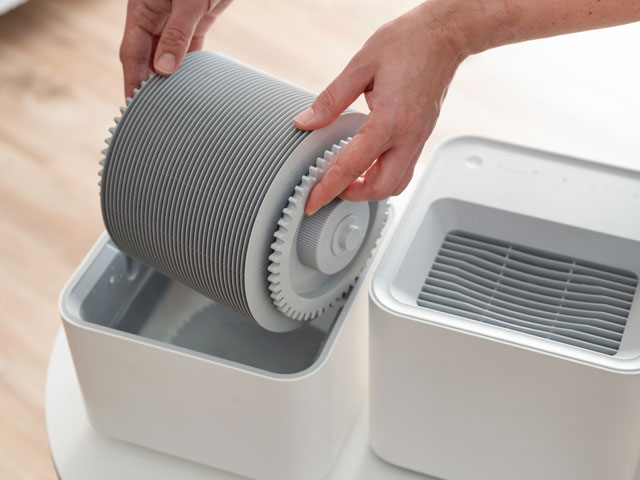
294 107 315 126
305 203 318 216
156 53 176 74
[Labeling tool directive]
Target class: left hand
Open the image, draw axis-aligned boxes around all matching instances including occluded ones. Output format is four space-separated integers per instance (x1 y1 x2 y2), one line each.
119 0 232 98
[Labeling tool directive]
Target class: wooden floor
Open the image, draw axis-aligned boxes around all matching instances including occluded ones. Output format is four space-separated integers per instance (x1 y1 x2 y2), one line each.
1 0 638 478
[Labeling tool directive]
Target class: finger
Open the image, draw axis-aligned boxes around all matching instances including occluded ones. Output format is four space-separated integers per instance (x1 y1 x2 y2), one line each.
154 1 205 76
294 55 374 131
208 0 234 16
305 114 392 215
148 35 159 70
188 14 216 52
339 143 417 202
188 34 206 53
120 24 154 98
390 151 420 197
389 137 429 197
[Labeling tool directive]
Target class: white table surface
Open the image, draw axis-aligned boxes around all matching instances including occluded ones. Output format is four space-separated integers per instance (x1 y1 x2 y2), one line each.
46 22 640 480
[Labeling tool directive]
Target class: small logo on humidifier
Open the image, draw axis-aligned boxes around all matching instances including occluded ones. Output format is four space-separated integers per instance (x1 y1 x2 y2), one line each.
495 162 539 177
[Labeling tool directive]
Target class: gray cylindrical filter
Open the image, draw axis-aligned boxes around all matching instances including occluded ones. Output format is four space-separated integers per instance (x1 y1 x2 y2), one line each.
100 51 386 332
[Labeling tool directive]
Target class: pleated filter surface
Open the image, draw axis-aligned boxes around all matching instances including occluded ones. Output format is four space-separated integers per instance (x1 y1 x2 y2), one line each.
100 52 384 331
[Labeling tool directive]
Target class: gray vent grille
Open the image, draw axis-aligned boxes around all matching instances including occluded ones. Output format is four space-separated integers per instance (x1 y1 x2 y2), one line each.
418 231 638 355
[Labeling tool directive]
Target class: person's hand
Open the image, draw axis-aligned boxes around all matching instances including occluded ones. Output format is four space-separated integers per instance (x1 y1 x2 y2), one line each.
295 0 640 215
120 0 232 98
295 3 467 215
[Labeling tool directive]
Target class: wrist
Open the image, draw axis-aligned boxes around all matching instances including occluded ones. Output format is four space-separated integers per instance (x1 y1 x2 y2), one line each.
417 0 519 57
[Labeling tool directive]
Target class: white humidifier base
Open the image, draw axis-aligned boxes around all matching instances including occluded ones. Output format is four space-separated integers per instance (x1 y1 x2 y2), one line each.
46 329 434 480
48 180 430 480
370 137 640 480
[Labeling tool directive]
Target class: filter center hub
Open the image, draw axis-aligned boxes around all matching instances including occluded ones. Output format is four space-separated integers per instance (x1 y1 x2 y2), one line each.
297 199 370 275
333 216 361 254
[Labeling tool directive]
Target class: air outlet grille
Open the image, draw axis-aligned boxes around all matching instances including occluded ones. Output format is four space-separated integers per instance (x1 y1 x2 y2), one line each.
418 231 638 355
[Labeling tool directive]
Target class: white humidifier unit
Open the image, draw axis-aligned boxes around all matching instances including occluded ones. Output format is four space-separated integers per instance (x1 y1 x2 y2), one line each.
370 137 640 480
59 52 387 480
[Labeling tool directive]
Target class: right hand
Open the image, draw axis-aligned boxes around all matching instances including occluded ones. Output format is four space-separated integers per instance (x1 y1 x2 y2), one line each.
120 0 232 98
294 3 466 215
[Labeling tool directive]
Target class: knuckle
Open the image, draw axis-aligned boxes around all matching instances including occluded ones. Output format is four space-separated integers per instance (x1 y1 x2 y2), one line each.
133 3 166 33
161 25 190 49
314 87 338 115
375 105 411 140
332 159 351 176
363 115 394 148
119 42 143 65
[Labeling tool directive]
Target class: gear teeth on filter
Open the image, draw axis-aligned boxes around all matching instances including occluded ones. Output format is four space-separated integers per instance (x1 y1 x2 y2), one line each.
289 196 302 208
100 78 149 193
268 137 384 322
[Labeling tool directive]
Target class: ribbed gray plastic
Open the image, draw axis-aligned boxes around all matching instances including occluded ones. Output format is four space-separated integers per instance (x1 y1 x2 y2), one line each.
297 199 370 275
419 230 637 355
101 51 370 332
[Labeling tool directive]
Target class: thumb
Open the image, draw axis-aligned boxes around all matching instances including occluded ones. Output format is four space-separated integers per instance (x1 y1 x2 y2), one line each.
154 2 204 76
294 58 373 131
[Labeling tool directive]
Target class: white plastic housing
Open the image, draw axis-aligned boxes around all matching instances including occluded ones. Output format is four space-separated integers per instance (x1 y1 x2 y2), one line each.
59 233 369 480
369 137 640 480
